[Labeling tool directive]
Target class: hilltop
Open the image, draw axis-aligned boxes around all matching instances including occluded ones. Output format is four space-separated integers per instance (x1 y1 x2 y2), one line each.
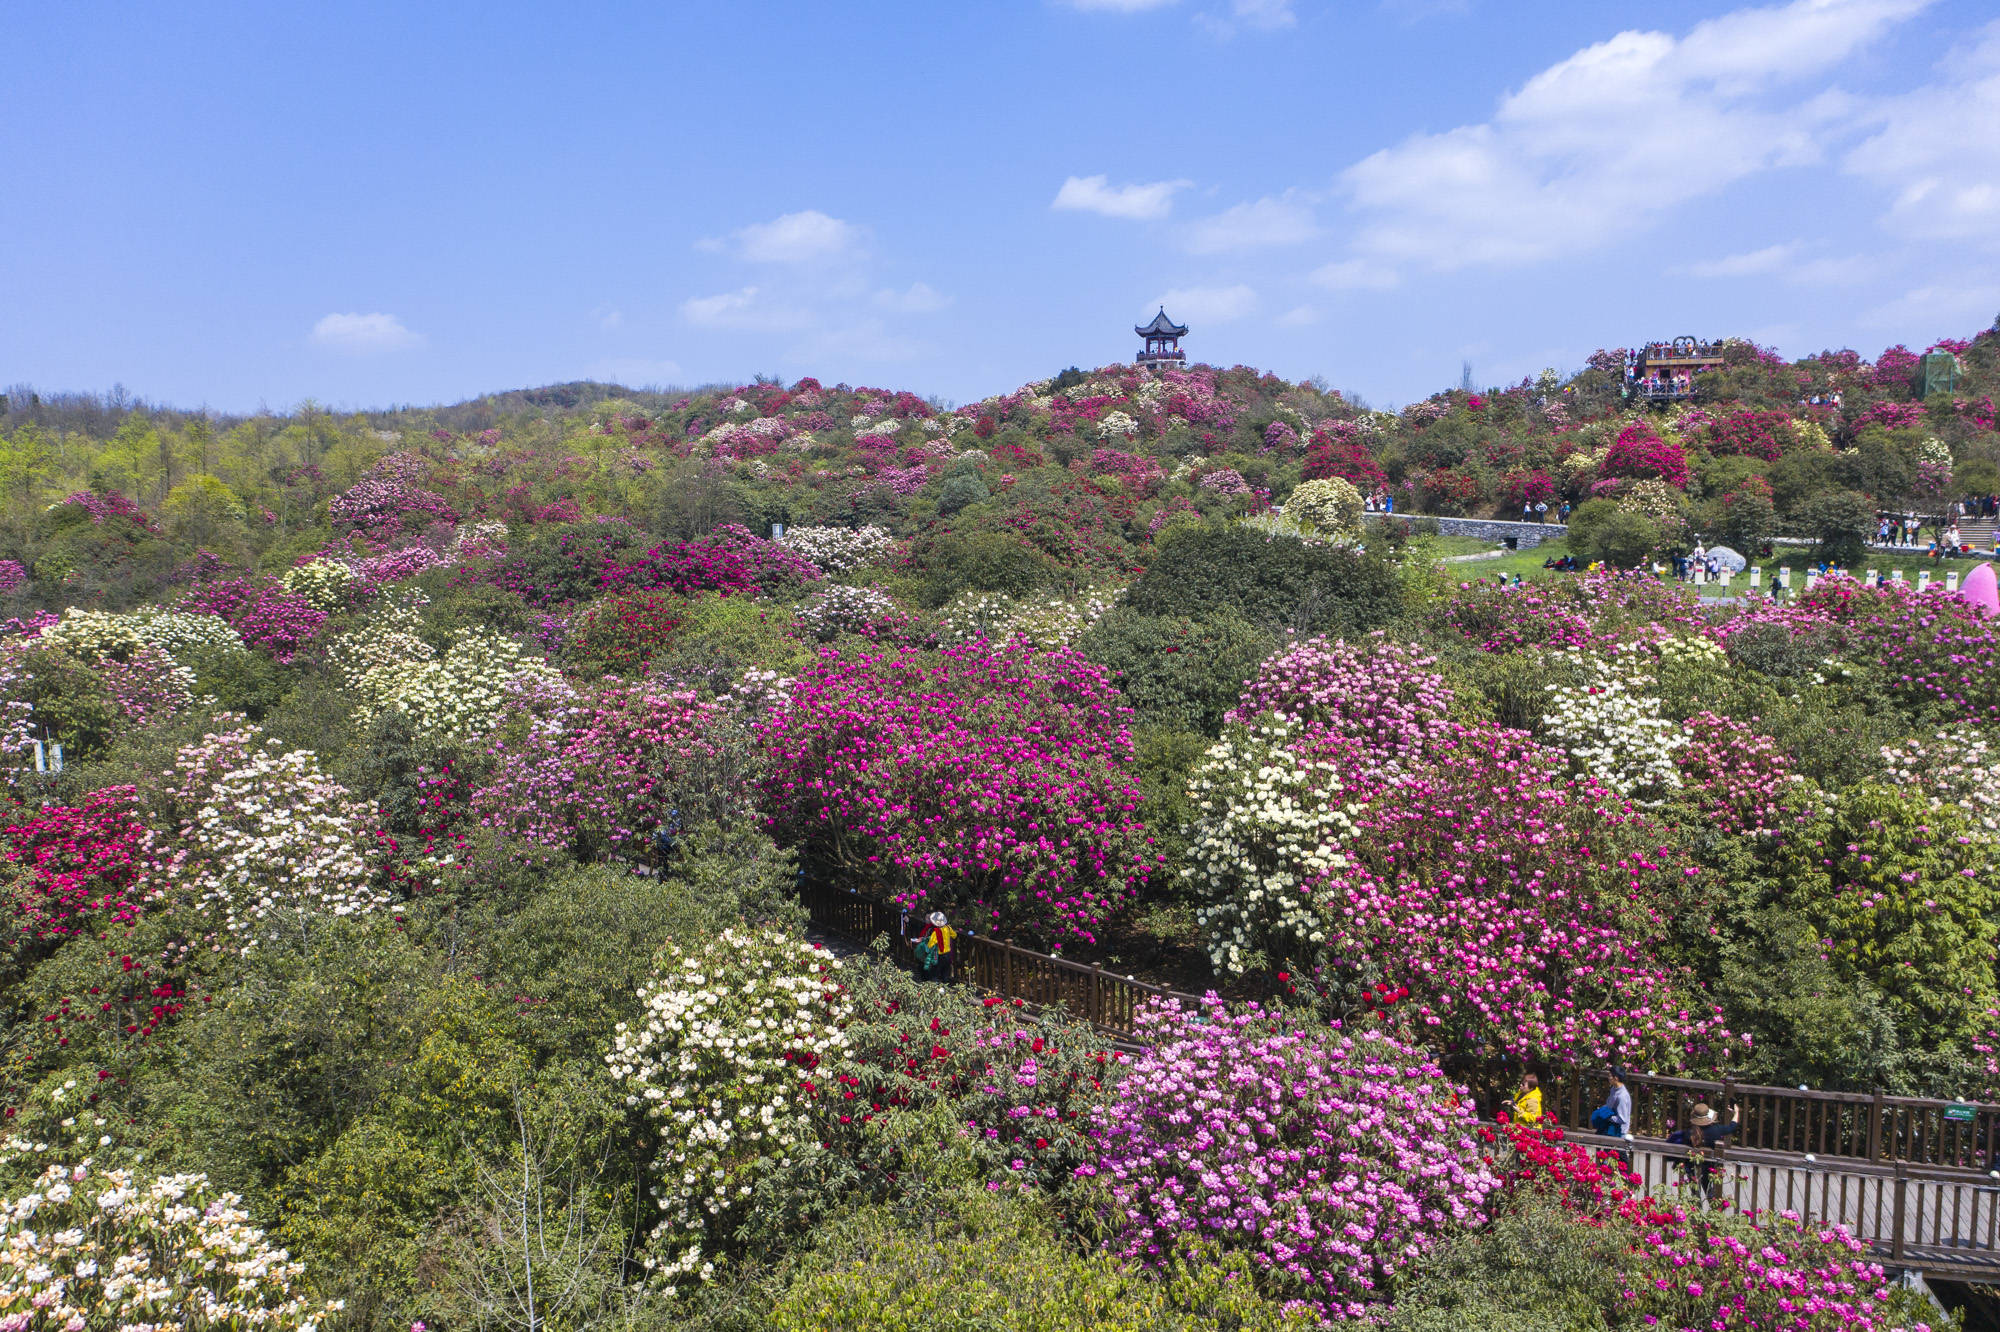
0 321 1996 610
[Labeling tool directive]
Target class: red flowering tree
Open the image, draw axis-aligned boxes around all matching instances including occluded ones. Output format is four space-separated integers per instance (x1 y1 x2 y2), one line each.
1303 438 1388 490
1603 421 1691 490
564 589 688 676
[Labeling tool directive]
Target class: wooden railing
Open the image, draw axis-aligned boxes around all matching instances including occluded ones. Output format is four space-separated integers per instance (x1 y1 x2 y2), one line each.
799 879 1201 1042
1481 1064 2000 1173
801 880 2000 1172
1564 1130 2000 1276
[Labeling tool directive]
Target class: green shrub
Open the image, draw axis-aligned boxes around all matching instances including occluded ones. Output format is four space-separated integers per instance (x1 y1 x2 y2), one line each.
1566 500 1663 568
1079 608 1274 736
416 580 535 650
1769 783 2000 1063
1125 526 1401 635
764 1187 1305 1332
1127 725 1212 896
485 864 730 1054
908 529 1065 607
647 592 810 694
181 639 291 718
1792 488 1874 565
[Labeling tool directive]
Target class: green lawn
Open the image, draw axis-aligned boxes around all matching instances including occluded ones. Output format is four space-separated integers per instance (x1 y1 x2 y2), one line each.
1432 535 1990 597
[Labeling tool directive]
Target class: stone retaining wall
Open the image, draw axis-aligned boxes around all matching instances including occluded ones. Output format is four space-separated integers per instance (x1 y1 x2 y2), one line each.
1420 516 1566 549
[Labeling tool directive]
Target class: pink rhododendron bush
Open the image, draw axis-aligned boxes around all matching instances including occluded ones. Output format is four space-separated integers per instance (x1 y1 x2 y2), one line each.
1795 579 2000 725
472 677 736 861
759 639 1158 944
1436 570 1705 654
1083 997 1499 1320
602 522 822 600
1189 635 1734 1071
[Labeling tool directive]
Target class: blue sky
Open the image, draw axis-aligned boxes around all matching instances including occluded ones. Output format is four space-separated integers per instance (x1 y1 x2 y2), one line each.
5 0 1998 411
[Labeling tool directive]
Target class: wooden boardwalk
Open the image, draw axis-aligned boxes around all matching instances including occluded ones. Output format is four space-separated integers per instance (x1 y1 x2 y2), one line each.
800 880 2000 1280
1569 1131 2000 1280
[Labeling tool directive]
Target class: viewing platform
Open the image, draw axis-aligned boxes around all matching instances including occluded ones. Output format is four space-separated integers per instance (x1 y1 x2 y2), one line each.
1626 335 1727 402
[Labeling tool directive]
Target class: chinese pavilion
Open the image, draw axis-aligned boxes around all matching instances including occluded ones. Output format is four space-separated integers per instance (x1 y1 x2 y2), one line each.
1136 308 1188 368
1625 336 1726 402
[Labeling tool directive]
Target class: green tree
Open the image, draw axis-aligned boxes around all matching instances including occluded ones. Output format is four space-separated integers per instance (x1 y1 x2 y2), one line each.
1792 488 1875 565
1770 785 2000 1067
0 422 56 536
160 473 247 547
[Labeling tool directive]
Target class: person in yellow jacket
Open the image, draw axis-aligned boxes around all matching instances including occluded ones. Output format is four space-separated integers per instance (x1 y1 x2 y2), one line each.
911 910 957 983
1512 1072 1543 1125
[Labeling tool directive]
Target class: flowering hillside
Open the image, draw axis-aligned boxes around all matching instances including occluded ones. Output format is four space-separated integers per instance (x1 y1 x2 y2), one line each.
0 328 1989 1326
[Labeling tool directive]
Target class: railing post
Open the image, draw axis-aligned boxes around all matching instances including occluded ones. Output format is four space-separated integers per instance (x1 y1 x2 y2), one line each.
1869 1090 1885 1162
1090 963 1103 1027
1891 1163 1908 1262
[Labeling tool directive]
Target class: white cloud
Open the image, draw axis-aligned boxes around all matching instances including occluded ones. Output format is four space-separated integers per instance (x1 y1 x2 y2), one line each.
1310 258 1400 290
875 281 951 313
1862 280 2000 329
1155 284 1257 322
703 210 863 264
1680 244 1798 278
1334 0 1932 272
594 305 625 330
679 286 813 332
805 319 928 362
1052 174 1192 221
1845 21 2000 243
1231 0 1297 27
590 357 685 386
1184 195 1318 253
310 312 423 354
1677 243 1871 283
1277 305 1321 326
1058 0 1178 10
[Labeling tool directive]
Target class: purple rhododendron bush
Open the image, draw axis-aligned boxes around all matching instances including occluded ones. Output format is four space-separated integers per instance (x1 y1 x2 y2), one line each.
1083 997 1502 1320
0 324 1996 1327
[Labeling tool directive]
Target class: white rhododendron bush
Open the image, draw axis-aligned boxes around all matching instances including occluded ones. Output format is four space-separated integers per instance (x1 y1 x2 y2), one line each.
606 929 852 1292
774 524 895 573
149 723 386 948
1538 646 1687 801
0 1163 339 1331
353 626 562 741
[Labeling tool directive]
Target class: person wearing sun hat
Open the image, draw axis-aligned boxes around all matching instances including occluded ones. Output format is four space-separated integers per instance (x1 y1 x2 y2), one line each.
909 909 958 983
1670 1101 1740 1202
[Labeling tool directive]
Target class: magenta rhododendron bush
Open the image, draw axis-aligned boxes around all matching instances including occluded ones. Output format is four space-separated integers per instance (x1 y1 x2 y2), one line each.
1083 997 1500 1320
758 639 1159 942
1313 723 1739 1070
2 786 154 946
602 522 822 599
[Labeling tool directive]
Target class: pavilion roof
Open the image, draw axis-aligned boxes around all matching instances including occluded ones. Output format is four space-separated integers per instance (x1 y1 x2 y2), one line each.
1136 308 1188 338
